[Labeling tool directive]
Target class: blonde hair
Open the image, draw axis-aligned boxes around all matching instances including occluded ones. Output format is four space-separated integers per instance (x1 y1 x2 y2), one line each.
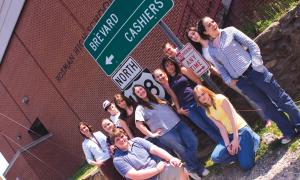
193 85 216 113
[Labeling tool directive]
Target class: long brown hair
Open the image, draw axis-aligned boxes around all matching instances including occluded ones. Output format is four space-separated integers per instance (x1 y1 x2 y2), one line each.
132 84 166 109
186 26 203 54
161 56 181 77
78 121 93 138
193 85 216 113
197 16 211 40
113 93 137 116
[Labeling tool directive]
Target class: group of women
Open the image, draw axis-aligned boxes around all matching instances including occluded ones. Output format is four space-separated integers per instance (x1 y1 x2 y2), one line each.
78 16 300 180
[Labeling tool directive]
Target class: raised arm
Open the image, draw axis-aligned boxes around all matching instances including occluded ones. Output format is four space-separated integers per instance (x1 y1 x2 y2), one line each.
181 66 202 85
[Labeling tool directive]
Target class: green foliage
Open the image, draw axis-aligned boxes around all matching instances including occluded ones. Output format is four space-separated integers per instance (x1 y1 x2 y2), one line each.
70 163 97 180
289 139 300 152
243 0 299 37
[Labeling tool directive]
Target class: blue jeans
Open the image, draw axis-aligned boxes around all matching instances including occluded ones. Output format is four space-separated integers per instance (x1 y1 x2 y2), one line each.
158 121 204 174
147 137 177 157
187 103 222 143
211 126 260 170
236 66 300 137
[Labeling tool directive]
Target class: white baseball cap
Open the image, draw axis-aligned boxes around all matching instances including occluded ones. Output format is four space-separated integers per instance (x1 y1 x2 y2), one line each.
103 100 112 111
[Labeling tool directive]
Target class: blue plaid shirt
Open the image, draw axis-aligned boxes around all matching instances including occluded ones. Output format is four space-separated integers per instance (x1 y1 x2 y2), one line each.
206 27 264 85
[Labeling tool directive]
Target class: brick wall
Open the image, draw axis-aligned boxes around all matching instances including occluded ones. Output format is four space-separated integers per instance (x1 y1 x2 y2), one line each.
0 0 224 179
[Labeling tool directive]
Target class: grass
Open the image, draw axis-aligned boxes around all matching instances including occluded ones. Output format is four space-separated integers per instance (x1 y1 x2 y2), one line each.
289 139 300 152
70 163 97 180
242 0 300 37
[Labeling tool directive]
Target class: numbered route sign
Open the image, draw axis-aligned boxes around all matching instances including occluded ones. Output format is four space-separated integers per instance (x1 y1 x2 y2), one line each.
123 69 165 100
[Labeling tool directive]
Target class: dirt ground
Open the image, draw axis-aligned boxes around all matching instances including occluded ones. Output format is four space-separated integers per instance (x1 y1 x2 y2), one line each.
207 140 300 180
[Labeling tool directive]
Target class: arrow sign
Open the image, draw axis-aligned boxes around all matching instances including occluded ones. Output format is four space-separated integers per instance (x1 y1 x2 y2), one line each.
84 0 174 76
106 54 114 65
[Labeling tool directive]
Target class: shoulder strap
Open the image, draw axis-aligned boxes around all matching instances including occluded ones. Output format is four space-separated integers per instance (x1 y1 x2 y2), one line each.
91 133 103 150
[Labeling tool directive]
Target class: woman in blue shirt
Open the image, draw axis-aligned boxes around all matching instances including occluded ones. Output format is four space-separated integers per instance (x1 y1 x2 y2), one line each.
79 121 124 180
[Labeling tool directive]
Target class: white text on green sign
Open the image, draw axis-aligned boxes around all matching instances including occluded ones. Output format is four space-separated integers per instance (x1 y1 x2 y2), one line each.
84 0 174 76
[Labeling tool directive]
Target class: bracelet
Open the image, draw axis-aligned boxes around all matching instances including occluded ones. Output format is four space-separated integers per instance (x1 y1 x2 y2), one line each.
225 144 231 148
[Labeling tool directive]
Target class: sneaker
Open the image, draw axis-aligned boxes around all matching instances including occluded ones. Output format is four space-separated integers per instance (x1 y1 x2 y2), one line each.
281 136 292 144
201 168 210 177
188 172 201 180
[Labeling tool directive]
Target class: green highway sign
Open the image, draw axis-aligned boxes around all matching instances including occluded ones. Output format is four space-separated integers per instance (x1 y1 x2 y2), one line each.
84 0 174 76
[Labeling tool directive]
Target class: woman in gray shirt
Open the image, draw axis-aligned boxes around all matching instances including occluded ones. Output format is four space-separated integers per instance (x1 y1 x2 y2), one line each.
133 84 209 179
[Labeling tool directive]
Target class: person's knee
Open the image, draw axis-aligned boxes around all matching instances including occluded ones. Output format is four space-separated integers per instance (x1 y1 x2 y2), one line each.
239 159 255 170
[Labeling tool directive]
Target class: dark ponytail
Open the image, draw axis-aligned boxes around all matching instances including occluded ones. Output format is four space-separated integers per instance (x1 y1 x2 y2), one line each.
197 16 211 40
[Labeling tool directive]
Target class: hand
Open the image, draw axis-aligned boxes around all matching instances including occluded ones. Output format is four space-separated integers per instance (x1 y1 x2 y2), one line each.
156 161 167 173
177 108 189 116
109 145 116 155
226 144 235 155
169 157 182 167
230 138 241 155
230 80 238 87
95 160 104 167
151 129 162 138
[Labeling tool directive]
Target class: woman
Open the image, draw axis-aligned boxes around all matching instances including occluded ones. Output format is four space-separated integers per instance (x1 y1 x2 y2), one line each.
133 84 209 179
197 16 299 144
193 85 260 170
186 27 213 65
78 121 124 180
113 93 145 138
101 118 117 135
186 26 273 128
159 57 222 143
